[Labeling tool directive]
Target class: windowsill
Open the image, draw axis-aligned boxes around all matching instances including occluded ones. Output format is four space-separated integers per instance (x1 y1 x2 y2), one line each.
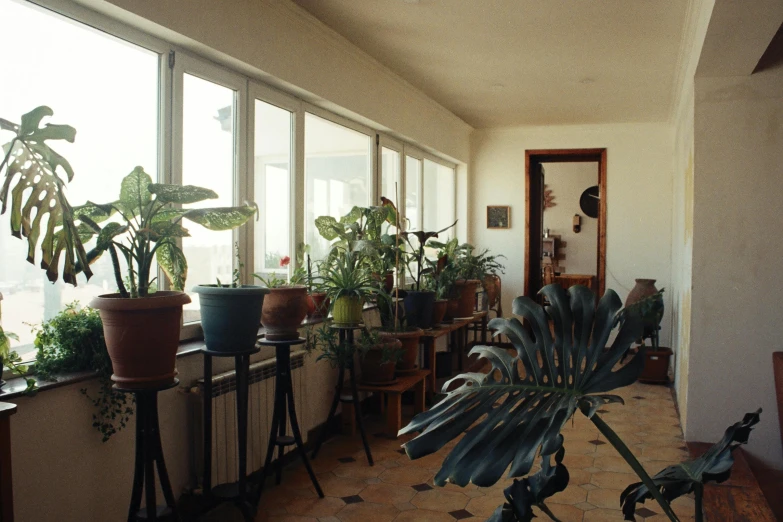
0 303 378 401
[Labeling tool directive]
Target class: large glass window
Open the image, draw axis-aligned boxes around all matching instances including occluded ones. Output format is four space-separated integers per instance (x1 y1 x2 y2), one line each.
304 113 371 260
405 156 422 231
0 0 159 355
254 100 292 278
181 74 236 323
423 159 456 235
380 146 400 206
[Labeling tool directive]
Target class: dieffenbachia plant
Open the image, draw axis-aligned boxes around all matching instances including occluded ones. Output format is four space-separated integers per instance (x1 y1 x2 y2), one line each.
75 166 257 298
0 107 91 285
400 284 684 521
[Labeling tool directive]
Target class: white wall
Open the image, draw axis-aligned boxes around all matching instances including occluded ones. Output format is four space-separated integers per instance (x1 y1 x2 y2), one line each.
686 64 783 468
470 123 675 346
542 162 600 275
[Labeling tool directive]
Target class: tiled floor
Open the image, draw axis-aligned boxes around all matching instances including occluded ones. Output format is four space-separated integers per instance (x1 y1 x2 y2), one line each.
255 381 697 522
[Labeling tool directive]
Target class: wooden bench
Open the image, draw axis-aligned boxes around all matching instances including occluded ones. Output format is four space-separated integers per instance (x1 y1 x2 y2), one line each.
342 369 430 438
687 442 776 521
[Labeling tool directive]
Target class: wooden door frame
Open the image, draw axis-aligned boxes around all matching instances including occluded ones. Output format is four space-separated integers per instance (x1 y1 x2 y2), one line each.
524 148 607 298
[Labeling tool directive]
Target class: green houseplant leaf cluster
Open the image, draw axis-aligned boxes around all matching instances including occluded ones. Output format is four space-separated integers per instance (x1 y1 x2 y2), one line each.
0 107 91 285
74 166 257 297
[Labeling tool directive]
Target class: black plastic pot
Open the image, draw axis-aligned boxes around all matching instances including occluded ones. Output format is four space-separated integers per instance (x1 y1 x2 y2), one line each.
403 290 436 329
193 285 270 352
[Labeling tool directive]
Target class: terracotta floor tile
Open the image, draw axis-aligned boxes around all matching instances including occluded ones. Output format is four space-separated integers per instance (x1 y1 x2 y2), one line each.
394 508 458 522
593 455 634 474
548 484 588 505
582 507 627 521
334 501 398 522
466 495 505 517
259 515 319 522
331 461 384 480
586 488 624 509
360 482 416 505
411 488 469 512
379 466 434 486
590 471 640 490
313 473 367 497
536 503 585 522
284 496 345 518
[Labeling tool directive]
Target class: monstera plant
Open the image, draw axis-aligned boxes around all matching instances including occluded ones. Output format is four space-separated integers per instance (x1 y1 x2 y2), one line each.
0 106 89 285
400 284 760 522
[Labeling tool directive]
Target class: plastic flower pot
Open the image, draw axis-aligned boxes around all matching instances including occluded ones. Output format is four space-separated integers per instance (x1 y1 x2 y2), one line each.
332 295 363 325
90 291 191 389
193 285 269 352
261 286 308 341
403 290 436 329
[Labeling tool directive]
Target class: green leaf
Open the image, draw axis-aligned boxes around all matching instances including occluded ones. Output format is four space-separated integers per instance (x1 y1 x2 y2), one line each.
72 200 116 226
400 284 644 488
339 206 363 225
156 241 188 291
0 106 90 285
150 208 189 223
119 166 153 215
96 222 128 250
147 221 190 240
621 410 761 520
183 204 257 231
148 183 217 204
315 215 342 241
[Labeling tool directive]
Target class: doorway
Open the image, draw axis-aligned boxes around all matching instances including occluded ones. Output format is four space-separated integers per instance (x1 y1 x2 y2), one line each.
524 149 607 299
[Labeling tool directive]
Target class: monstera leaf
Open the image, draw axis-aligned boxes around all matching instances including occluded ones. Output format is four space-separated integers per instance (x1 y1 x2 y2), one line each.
621 409 761 521
0 106 91 284
487 437 570 522
401 285 644 488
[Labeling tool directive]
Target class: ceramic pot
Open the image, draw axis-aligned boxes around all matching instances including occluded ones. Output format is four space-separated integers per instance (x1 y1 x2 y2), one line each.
332 295 363 325
454 279 480 318
626 279 658 307
483 274 500 309
193 285 269 353
432 299 448 325
380 328 422 371
444 298 460 322
306 292 330 320
261 286 308 341
403 290 436 329
359 336 402 385
90 291 191 389
638 346 672 384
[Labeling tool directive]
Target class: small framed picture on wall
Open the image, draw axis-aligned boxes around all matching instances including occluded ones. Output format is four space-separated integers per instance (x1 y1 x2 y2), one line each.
487 206 510 229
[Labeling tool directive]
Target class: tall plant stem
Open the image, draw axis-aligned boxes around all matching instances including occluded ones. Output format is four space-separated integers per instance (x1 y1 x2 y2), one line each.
394 182 400 330
693 482 703 522
589 412 680 522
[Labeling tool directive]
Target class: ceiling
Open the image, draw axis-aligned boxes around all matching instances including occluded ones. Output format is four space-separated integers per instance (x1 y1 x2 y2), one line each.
291 0 691 128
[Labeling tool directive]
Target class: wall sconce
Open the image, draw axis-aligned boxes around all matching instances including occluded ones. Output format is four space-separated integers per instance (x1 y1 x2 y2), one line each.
573 214 581 233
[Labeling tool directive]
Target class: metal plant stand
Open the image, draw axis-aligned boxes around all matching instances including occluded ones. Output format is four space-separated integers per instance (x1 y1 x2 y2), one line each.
254 338 323 503
201 346 259 522
116 380 180 522
310 324 374 466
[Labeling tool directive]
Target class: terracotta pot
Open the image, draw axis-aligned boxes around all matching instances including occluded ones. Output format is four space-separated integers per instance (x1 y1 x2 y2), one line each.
638 347 672 384
359 337 402 385
90 291 191 389
773 353 783 455
432 300 448 325
454 279 480 318
444 298 460 322
483 274 500 308
626 279 658 307
384 272 394 294
306 292 330 320
261 286 308 341
380 328 422 371
332 295 364 325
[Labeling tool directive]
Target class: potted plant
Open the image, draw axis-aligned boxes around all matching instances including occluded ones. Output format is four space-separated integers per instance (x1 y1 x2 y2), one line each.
452 243 490 318
292 245 329 320
355 329 404 385
430 238 467 321
624 288 672 384
79 167 257 388
33 303 134 441
399 221 456 329
254 255 308 341
423 260 458 326
316 250 378 326
193 243 269 353
376 287 422 373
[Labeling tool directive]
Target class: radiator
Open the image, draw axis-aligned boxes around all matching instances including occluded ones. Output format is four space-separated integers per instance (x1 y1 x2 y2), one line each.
192 350 307 489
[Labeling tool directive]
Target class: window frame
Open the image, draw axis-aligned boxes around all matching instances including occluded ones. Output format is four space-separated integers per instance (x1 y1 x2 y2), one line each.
377 134 405 221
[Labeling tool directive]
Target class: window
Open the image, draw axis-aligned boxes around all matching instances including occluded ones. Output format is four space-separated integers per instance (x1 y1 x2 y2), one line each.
180 73 238 324
0 0 159 355
304 113 372 260
423 159 456 235
405 156 422 231
380 146 400 205
254 99 292 277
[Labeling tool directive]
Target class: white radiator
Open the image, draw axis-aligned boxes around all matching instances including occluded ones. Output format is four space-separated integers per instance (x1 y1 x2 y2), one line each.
192 351 307 489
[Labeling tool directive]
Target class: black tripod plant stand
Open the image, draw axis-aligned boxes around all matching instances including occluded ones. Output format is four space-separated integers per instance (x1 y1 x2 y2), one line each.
117 380 180 522
254 338 323 503
201 347 259 522
310 324 374 466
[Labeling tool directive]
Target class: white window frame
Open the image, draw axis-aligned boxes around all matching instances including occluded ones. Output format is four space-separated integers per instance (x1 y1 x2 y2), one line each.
377 134 405 221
